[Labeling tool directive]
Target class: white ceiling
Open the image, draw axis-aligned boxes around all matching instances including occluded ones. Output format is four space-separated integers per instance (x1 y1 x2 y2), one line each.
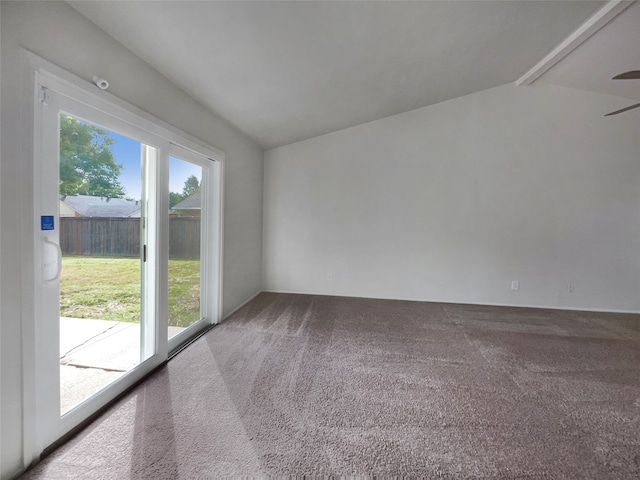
70 1 607 149
538 1 640 101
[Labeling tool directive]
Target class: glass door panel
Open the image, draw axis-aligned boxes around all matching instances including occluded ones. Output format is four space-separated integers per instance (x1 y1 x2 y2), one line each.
57 113 153 414
168 156 204 339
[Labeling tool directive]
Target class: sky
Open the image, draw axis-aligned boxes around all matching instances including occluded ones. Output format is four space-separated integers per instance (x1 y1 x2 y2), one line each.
108 130 201 201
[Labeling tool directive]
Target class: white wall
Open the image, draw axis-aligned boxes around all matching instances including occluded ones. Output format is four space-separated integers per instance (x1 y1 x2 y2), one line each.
1 2 263 477
264 83 640 312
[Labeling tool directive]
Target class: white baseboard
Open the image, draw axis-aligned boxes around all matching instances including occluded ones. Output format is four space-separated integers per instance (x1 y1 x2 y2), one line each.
261 289 640 315
223 290 263 320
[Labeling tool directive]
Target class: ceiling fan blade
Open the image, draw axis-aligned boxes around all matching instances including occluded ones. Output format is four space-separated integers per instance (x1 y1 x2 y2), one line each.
605 102 640 116
612 71 640 80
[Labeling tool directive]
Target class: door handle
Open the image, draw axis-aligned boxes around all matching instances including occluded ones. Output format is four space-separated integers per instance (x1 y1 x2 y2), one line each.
43 237 62 283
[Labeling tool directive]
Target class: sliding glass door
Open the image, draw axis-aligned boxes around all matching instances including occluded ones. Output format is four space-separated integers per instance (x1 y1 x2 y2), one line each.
36 88 162 447
33 70 222 451
167 148 215 345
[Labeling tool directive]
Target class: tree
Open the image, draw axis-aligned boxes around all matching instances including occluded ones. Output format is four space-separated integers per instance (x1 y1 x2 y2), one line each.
169 175 201 208
59 115 126 197
182 175 200 197
169 192 185 208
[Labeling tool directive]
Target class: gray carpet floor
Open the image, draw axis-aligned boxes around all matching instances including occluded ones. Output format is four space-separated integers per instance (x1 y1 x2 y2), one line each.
23 293 640 478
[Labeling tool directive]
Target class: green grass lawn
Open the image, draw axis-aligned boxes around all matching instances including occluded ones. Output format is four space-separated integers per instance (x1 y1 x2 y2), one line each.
61 256 200 327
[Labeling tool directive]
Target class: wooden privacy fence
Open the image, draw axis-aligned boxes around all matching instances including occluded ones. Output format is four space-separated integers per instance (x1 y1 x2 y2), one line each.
60 217 201 259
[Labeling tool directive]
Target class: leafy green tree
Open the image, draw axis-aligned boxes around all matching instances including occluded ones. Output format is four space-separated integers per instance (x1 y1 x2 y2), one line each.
169 175 201 208
169 192 185 208
59 115 125 197
182 175 200 197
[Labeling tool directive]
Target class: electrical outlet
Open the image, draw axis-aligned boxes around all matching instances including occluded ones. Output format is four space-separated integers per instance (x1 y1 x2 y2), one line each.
511 280 519 291
567 283 574 293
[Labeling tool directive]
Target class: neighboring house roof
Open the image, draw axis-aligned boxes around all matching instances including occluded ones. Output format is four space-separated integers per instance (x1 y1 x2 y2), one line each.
172 191 201 211
60 195 141 218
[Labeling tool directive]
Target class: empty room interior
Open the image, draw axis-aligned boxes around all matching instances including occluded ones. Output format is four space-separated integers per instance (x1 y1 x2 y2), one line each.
1 0 639 478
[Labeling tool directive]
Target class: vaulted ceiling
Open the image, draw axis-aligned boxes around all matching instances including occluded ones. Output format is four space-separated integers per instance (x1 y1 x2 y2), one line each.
69 1 634 149
537 1 640 101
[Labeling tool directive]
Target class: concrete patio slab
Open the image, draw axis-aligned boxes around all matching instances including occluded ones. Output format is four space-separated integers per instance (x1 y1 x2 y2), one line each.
59 317 185 413
60 365 124 414
61 318 140 372
60 318 125 358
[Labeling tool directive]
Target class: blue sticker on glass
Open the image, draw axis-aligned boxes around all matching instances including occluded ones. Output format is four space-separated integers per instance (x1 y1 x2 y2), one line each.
41 215 54 231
